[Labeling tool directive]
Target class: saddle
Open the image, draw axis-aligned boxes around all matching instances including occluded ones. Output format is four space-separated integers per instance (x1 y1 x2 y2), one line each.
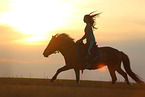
77 42 99 64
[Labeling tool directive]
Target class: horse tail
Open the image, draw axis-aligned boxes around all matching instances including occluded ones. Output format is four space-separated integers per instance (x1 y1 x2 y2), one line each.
121 51 144 83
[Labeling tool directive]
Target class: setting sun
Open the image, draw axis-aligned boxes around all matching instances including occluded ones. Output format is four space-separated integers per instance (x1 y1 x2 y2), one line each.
0 0 73 43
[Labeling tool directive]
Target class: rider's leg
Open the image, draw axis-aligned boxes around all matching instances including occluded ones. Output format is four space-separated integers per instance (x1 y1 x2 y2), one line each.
88 41 94 56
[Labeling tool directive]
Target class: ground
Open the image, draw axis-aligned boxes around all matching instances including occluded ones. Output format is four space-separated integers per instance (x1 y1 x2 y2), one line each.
0 78 145 97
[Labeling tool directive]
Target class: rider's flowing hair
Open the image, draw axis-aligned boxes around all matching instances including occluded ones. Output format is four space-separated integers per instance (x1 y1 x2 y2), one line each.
84 11 101 29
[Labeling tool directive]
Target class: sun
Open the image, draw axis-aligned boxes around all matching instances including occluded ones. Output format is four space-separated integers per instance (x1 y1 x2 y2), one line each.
0 0 72 43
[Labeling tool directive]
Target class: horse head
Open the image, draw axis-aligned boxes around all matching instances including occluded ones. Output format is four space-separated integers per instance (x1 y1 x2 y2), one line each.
43 34 59 57
43 33 75 57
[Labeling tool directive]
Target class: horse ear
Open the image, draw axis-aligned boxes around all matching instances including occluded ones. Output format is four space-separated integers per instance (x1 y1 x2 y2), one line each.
54 33 59 37
52 33 58 38
52 35 56 39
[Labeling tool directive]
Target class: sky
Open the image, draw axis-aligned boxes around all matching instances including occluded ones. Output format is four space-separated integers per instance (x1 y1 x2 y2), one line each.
0 0 145 82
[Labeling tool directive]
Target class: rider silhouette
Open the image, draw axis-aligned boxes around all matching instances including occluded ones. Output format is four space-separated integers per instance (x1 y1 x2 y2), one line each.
76 11 100 62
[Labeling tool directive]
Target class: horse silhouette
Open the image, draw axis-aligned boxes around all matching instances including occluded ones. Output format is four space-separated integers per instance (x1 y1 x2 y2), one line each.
43 33 143 85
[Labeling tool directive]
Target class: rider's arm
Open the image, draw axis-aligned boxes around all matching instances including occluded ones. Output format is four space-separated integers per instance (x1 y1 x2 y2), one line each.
79 26 89 41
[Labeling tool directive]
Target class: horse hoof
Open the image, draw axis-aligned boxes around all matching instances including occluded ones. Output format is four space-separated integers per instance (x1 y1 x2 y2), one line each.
127 83 132 85
50 79 55 83
111 82 115 85
77 81 80 84
111 78 117 84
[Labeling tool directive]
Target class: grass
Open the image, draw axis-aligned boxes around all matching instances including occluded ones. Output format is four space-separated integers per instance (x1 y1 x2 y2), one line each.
0 78 145 97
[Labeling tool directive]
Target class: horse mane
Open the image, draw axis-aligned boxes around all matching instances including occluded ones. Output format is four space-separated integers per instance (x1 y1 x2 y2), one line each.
57 33 75 43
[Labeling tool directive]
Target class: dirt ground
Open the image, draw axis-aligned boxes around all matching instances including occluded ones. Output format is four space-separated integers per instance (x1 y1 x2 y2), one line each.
0 78 145 97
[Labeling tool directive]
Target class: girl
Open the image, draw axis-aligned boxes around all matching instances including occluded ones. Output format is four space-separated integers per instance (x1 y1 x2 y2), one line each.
77 11 100 58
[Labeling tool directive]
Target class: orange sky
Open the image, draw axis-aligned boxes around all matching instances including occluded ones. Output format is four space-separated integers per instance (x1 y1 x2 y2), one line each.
0 0 145 81
1 0 145 44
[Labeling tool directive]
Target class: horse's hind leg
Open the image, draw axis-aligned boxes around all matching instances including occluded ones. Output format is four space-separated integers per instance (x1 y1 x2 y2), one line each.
108 66 117 84
116 67 130 85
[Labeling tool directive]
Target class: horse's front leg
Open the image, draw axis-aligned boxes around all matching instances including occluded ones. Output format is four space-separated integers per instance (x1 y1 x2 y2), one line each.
74 68 80 84
50 66 70 82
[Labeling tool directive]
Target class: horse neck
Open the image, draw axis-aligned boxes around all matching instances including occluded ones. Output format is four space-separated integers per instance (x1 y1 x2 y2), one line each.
58 39 76 57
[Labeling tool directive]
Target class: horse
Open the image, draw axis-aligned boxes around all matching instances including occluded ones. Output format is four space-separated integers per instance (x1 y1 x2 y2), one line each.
43 33 143 85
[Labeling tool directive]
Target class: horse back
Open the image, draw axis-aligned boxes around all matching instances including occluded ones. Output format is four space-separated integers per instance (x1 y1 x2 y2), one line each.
98 46 122 65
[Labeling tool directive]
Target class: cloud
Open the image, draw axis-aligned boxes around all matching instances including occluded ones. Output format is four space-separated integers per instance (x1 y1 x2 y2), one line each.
0 0 12 13
132 20 145 26
0 58 30 65
0 58 47 65
0 24 26 44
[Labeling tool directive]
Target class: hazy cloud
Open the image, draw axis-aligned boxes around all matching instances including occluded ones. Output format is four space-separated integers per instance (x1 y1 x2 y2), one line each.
132 20 145 26
0 0 12 13
0 24 26 43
